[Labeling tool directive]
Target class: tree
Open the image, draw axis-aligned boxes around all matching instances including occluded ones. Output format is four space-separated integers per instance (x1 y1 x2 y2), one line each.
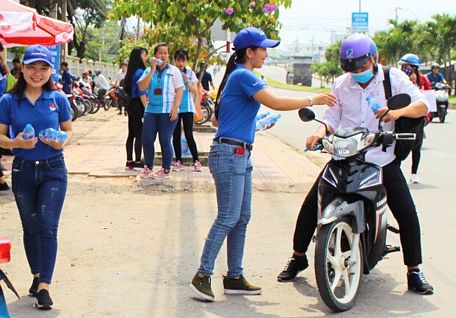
112 0 292 69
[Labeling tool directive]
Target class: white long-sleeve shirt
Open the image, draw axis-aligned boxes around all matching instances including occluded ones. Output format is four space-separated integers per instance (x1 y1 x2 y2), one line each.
323 65 428 167
94 74 110 91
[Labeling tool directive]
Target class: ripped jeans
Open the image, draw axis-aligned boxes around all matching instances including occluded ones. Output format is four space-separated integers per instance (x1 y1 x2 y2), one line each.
11 155 67 284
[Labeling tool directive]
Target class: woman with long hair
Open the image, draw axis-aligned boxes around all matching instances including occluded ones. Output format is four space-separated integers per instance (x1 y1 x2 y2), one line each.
123 47 148 170
189 27 336 301
138 43 184 179
0 45 73 310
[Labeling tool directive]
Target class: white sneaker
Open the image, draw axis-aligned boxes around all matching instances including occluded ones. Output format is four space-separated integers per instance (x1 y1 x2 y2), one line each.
410 174 420 184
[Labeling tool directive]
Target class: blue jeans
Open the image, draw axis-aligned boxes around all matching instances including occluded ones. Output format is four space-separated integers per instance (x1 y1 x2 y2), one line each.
142 112 178 170
198 143 252 277
11 155 67 284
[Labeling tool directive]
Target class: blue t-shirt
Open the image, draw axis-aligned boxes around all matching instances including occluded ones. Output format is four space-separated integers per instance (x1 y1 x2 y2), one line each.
426 72 444 84
62 70 74 94
0 90 72 160
214 64 267 144
131 68 146 98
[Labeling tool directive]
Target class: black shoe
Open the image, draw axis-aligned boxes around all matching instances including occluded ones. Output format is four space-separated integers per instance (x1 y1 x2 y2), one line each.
35 289 53 310
125 161 134 170
29 277 39 296
132 160 144 171
277 255 309 282
407 270 434 295
0 182 9 191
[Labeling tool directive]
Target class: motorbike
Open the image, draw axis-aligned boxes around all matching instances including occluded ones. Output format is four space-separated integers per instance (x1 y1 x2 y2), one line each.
430 82 449 123
194 91 215 125
0 237 20 318
299 94 414 312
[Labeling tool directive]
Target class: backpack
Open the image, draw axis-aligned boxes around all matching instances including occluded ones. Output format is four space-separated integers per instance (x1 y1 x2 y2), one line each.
382 67 425 161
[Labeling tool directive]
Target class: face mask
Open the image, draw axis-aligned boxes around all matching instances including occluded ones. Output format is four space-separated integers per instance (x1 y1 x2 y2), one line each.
351 69 374 84
402 67 414 76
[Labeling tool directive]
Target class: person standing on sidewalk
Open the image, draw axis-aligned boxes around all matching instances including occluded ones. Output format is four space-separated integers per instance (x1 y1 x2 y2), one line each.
123 47 148 170
138 43 184 179
172 49 202 172
189 27 336 302
0 45 73 310
276 34 433 295
398 53 431 184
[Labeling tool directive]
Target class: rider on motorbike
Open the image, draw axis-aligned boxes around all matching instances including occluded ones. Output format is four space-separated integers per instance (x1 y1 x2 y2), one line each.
277 33 434 295
426 63 448 87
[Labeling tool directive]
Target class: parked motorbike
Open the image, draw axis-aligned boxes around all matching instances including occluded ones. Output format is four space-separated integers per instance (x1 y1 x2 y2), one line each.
299 94 413 312
430 82 449 123
194 91 215 125
0 237 20 318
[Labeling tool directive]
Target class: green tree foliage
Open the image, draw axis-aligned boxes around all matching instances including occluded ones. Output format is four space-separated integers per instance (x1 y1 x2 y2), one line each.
112 0 292 67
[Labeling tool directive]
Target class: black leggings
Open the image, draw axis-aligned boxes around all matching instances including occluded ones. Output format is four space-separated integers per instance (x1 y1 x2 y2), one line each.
172 112 199 162
411 132 424 174
126 98 144 162
292 159 422 266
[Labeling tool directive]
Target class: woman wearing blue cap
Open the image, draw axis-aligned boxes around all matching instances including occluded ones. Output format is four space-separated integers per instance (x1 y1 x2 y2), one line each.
189 27 336 301
0 45 73 310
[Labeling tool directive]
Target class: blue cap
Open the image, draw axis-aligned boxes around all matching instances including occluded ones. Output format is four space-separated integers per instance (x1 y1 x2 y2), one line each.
233 27 280 51
23 45 53 67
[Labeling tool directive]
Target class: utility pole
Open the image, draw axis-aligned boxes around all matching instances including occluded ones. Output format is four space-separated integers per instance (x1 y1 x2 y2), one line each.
359 0 361 12
62 0 68 62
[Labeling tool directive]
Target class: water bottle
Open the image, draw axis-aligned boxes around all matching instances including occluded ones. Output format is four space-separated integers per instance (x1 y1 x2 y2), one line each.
256 113 281 131
181 134 191 158
366 96 381 113
151 57 163 66
39 128 58 141
55 131 68 143
22 124 35 140
256 112 271 122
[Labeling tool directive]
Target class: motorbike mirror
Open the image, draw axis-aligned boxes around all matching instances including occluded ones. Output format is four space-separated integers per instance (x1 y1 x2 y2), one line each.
299 108 330 136
387 94 411 110
298 108 315 122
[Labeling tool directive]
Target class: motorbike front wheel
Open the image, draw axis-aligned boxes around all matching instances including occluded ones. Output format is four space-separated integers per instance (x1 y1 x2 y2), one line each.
438 106 447 123
315 217 363 312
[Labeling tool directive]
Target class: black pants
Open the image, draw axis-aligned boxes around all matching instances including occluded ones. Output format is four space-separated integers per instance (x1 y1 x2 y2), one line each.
292 159 422 266
172 112 199 162
126 98 144 162
411 131 424 174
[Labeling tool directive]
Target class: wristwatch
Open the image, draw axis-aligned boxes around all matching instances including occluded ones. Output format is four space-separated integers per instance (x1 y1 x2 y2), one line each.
307 96 313 107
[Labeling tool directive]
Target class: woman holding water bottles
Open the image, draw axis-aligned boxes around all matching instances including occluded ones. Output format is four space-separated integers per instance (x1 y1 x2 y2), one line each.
189 27 336 302
0 45 72 310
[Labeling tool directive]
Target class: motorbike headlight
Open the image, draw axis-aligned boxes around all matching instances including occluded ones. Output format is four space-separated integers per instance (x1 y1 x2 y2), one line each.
322 137 335 154
362 133 376 148
333 136 358 157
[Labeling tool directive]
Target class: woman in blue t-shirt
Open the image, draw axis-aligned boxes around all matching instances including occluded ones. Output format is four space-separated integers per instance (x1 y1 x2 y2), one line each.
0 45 73 310
189 27 336 302
123 47 148 170
138 43 184 179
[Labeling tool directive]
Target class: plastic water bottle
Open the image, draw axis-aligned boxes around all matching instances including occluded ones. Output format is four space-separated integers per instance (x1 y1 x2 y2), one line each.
256 113 281 131
181 135 191 158
39 128 58 141
151 57 163 66
366 96 381 113
256 112 271 122
22 124 35 140
55 131 68 143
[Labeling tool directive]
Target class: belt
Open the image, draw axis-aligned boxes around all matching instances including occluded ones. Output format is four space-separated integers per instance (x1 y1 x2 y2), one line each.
213 137 253 151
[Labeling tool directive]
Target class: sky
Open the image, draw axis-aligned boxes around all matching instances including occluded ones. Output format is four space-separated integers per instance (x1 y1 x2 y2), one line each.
278 0 456 45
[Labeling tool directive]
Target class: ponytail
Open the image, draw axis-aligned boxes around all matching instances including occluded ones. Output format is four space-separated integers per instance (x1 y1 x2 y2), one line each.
214 46 255 119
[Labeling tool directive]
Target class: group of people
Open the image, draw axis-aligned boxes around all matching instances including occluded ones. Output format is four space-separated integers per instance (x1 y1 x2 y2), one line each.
122 44 204 177
188 29 434 302
0 27 437 312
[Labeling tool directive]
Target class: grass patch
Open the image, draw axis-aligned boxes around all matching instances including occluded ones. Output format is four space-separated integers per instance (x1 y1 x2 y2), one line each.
449 96 456 103
253 70 330 93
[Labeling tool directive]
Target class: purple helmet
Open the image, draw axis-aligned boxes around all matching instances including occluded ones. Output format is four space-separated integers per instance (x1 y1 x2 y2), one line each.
339 33 378 72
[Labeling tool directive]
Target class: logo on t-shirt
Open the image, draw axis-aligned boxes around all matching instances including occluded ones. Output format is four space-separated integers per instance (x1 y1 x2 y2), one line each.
49 103 56 111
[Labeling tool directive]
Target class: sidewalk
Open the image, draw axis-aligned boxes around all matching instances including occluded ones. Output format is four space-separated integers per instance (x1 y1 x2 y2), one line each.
67 110 323 192
0 109 324 193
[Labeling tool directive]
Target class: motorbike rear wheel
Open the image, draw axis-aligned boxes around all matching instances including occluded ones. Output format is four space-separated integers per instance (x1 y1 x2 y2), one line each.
315 217 362 312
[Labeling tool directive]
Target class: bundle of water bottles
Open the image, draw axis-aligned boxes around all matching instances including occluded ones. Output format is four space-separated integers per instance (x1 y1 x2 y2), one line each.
255 111 281 131
22 124 68 143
